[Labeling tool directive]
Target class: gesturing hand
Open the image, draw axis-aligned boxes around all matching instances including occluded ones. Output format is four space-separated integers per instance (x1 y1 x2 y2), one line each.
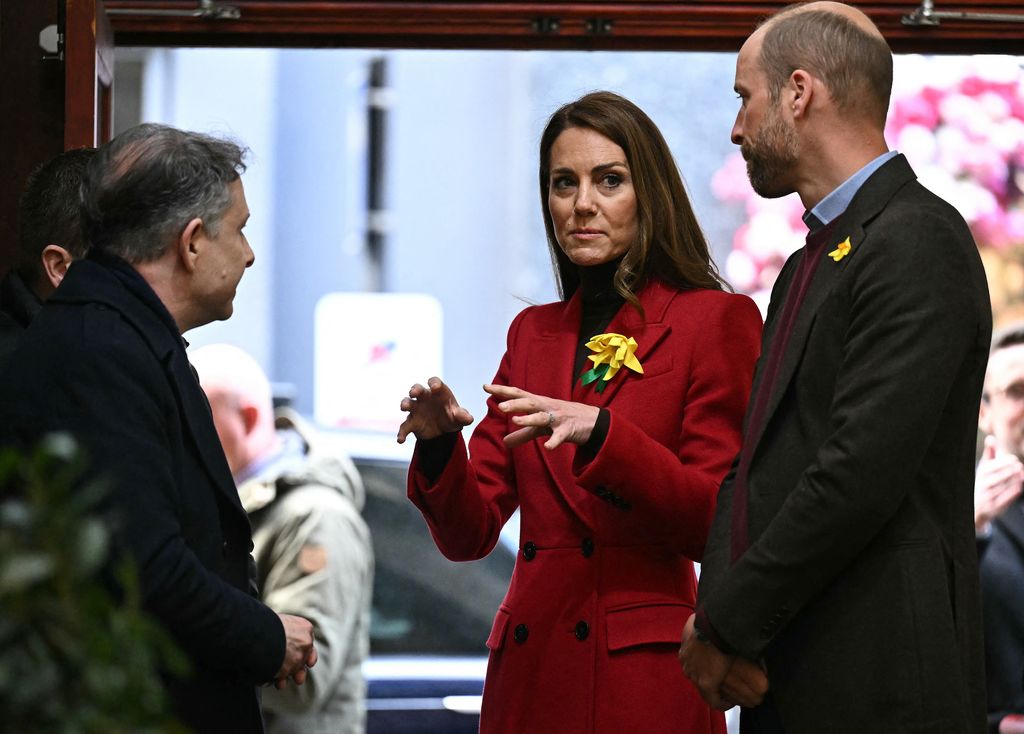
274 613 318 689
484 384 600 450
397 376 474 443
975 435 1024 532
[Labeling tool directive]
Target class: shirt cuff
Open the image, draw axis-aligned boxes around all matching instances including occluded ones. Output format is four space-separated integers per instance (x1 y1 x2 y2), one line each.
417 431 458 483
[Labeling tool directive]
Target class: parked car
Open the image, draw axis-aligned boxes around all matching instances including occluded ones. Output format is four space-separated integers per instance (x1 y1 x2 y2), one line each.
347 440 516 733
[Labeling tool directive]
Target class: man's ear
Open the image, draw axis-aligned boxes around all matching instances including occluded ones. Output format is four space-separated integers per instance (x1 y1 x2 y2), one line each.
240 404 261 436
178 217 205 273
40 244 74 290
789 69 815 119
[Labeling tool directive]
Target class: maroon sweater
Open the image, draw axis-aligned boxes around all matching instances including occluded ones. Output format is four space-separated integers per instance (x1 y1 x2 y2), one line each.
697 218 840 652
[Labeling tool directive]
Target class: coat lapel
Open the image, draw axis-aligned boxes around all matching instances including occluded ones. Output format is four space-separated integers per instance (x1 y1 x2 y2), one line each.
748 154 918 454
527 292 582 489
749 226 854 450
165 348 250 519
571 281 673 408
58 260 249 522
527 292 581 403
529 280 674 516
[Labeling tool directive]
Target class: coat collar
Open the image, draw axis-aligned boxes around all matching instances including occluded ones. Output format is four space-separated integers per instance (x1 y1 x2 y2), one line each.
748 154 917 454
0 270 43 329
526 278 676 493
524 277 676 405
53 254 182 361
52 257 248 521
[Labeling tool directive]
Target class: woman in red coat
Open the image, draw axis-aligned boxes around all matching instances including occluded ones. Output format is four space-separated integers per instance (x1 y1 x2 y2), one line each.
397 91 762 734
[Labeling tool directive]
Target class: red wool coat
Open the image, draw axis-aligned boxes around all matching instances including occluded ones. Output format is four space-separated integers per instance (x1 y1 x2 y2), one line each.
409 279 762 734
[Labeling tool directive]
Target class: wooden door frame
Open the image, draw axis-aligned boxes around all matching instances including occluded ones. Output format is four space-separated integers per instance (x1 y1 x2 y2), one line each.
0 0 113 276
0 0 63 275
104 1 1024 53
66 0 115 148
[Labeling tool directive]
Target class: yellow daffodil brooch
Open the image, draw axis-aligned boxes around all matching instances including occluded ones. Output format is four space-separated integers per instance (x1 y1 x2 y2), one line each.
579 332 644 393
828 236 852 262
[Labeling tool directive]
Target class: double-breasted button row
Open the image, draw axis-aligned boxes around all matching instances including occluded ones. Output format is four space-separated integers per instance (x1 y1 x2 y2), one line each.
523 541 537 560
514 624 529 644
594 485 632 511
574 620 590 641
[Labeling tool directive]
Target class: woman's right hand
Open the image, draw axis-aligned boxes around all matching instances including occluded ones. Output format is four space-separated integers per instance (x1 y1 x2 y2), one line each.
397 376 474 443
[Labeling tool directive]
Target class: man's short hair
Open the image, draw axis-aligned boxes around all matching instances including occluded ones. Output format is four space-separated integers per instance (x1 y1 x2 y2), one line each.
17 147 96 286
81 123 247 264
992 323 1024 355
759 6 893 127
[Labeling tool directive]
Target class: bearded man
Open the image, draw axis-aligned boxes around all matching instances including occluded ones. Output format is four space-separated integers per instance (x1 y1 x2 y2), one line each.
679 4 991 733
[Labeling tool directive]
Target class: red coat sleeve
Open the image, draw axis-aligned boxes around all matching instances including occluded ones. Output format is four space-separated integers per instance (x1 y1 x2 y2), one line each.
406 310 526 562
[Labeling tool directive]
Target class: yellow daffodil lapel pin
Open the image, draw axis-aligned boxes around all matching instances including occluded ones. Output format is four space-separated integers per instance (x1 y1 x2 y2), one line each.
580 332 644 393
828 236 852 263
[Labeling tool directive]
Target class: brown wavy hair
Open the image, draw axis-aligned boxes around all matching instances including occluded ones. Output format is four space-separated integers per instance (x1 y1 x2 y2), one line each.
539 91 727 306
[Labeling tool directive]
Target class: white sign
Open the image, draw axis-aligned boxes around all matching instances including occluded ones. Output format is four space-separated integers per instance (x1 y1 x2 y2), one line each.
314 292 443 434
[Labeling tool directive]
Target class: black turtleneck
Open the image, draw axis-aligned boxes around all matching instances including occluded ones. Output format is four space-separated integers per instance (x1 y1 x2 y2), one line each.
573 258 626 380
572 259 624 460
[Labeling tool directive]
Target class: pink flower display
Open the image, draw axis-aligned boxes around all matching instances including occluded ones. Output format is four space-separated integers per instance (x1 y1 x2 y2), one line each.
715 55 1024 319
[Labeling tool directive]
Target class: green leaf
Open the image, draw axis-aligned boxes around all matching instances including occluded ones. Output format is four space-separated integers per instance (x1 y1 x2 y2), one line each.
0 553 55 591
73 519 110 578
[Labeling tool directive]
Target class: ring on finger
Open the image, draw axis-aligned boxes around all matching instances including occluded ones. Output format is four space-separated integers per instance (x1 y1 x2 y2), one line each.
545 411 555 428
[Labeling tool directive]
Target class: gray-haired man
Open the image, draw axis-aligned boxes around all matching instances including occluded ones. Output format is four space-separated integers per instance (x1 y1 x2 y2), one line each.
0 123 316 733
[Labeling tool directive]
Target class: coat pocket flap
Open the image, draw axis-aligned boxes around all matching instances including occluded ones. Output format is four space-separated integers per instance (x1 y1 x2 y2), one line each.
606 601 692 652
486 607 511 651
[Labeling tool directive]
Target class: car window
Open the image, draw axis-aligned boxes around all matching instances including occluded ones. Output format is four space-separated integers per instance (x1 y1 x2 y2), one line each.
356 458 516 655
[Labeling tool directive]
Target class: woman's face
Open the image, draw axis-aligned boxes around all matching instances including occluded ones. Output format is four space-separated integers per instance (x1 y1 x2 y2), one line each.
547 127 638 267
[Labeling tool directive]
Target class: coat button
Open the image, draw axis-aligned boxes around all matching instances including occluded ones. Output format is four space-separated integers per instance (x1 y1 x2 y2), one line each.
523 541 537 561
222 541 229 557
575 620 590 641
513 624 529 644
581 538 594 558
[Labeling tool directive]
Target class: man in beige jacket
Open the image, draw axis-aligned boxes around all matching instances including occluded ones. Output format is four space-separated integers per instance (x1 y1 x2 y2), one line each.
192 343 374 734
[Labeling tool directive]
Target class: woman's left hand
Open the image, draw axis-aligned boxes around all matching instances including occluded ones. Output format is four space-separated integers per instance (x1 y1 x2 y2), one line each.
485 383 600 450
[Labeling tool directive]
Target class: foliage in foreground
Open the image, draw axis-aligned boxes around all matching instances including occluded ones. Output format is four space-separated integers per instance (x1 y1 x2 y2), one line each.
0 433 189 733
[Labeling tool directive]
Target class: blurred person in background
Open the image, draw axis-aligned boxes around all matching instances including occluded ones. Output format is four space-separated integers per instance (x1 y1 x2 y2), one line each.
975 325 1024 734
0 147 95 368
397 90 762 734
193 343 373 734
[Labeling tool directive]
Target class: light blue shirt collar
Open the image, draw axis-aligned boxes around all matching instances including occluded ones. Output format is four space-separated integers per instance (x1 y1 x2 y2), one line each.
803 150 899 230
